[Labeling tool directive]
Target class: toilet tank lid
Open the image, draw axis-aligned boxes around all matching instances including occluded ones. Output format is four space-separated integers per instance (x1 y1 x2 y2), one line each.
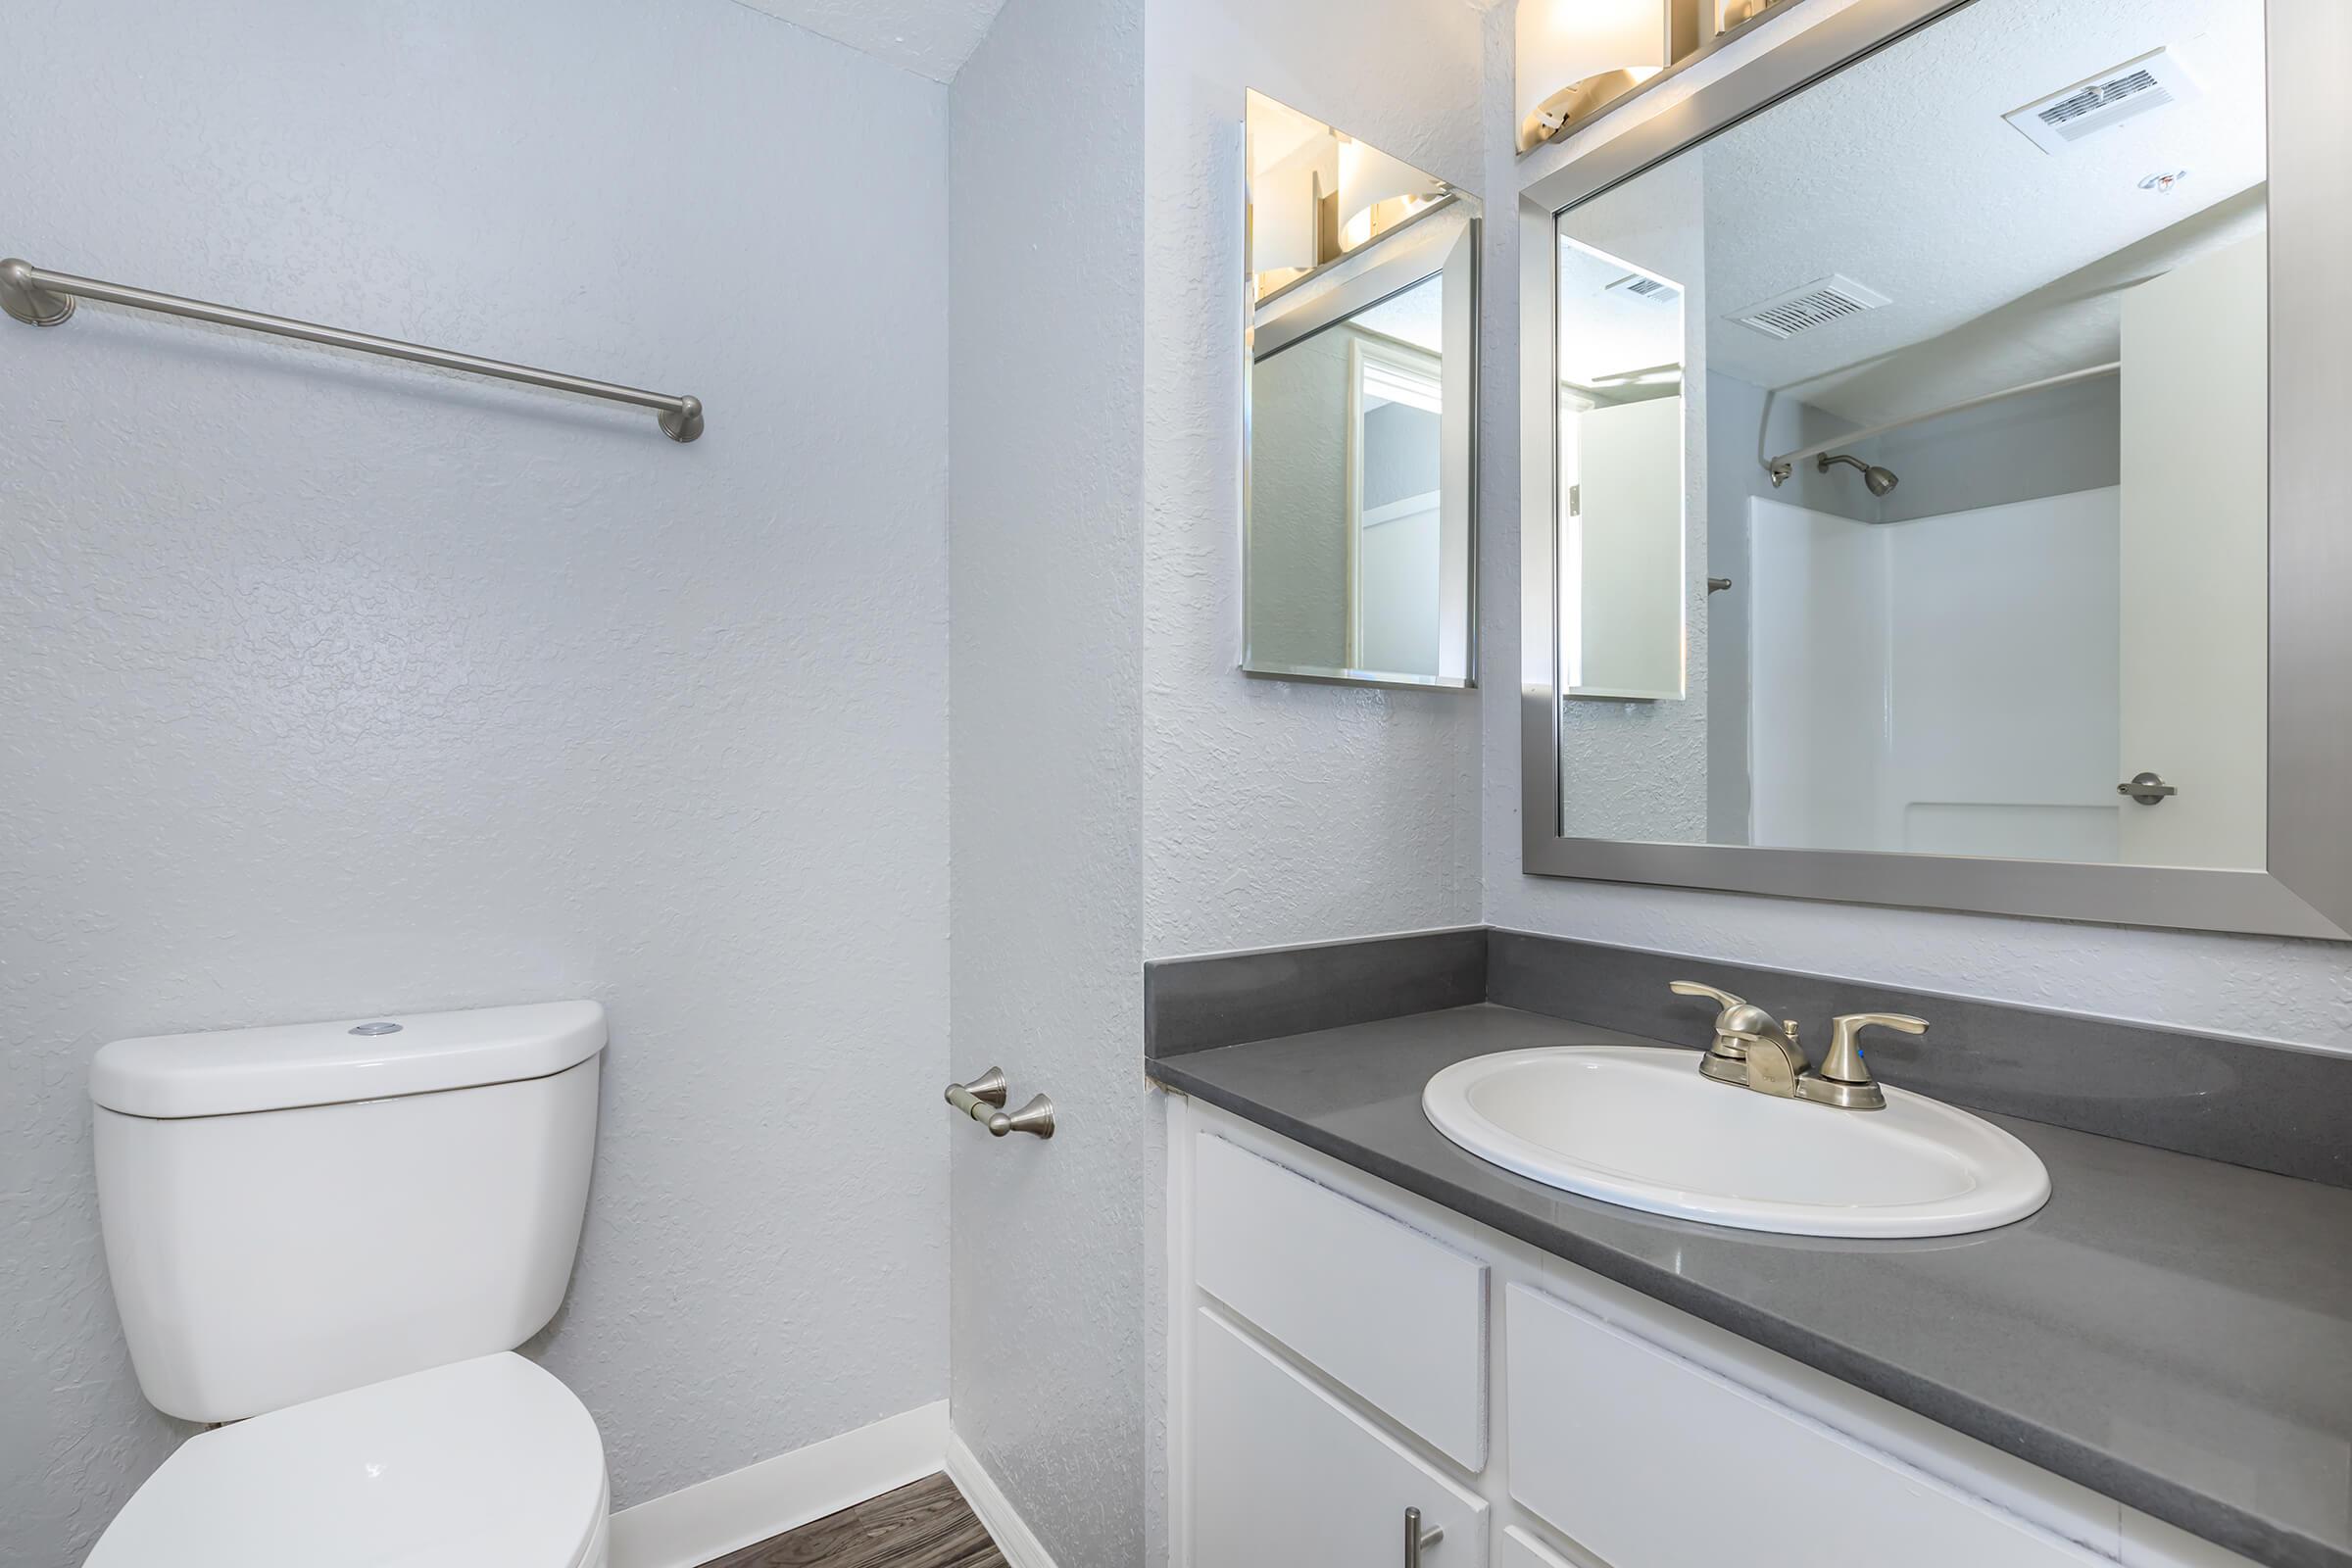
91 1001 607 1119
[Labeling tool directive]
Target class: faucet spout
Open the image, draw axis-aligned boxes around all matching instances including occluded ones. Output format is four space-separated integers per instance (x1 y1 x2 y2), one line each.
1733 1016 1809 1098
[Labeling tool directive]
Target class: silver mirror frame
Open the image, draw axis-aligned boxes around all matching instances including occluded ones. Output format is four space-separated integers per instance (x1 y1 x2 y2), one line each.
1518 0 2352 939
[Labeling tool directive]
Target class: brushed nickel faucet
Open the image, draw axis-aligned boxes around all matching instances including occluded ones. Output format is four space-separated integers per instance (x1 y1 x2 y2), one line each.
1670 982 1928 1110
1667 980 1776 1086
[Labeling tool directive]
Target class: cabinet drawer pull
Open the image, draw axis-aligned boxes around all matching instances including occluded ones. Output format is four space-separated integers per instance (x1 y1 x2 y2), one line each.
1404 1506 1444 1565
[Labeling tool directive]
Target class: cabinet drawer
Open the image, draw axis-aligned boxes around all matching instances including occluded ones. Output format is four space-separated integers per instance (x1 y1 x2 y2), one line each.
1194 1132 1487 1468
1505 1284 2104 1568
1499 1526 1582 1568
1193 1309 1486 1568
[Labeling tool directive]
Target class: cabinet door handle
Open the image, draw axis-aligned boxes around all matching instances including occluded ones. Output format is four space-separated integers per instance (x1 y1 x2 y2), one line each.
1404 1506 1444 1565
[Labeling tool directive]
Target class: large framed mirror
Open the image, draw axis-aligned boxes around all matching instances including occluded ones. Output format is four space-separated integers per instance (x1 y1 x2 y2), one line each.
1245 91 1481 690
1519 0 2352 937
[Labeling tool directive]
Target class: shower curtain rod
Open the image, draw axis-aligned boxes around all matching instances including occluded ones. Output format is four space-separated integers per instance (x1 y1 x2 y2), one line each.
1765 361 2117 486
1 256 704 443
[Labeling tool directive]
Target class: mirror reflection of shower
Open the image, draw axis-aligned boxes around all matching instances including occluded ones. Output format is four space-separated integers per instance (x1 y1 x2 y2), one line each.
1818 452 1899 497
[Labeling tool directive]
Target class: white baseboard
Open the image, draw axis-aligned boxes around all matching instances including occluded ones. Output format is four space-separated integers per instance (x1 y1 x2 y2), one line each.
945 1431 1060 1568
609 1400 949 1568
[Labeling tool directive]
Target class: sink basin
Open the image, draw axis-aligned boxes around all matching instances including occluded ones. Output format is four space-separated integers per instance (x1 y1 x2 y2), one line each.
1423 1046 2050 1238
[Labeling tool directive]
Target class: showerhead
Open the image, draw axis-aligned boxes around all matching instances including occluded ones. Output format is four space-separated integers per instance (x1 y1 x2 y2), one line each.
1819 451 1899 497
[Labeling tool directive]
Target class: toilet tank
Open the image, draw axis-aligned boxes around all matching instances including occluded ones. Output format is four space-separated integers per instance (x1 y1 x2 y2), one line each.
90 1001 606 1424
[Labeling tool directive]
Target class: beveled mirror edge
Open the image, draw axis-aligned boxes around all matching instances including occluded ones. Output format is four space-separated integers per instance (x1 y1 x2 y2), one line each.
2263 0 2352 939
1517 0 2352 940
1250 202 1474 363
1242 156 1482 691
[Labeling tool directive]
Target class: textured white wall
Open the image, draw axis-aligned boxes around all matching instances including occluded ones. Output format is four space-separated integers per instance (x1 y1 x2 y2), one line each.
1477 6 2352 1054
1142 0 1489 961
730 0 1011 81
1137 6 1494 1565
0 3 951 1560
947 1 1150 1565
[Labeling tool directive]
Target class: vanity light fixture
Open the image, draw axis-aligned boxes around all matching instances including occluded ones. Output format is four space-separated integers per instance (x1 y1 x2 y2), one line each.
1247 92 1337 286
1516 0 1701 151
1246 91 1452 298
1337 138 1446 251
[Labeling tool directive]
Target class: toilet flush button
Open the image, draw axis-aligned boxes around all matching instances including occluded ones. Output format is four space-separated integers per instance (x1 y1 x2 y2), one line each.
348 1022 404 1037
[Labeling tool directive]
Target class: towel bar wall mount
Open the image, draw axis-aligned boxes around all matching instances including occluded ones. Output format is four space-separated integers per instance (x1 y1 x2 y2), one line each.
945 1066 1055 1140
1 256 704 443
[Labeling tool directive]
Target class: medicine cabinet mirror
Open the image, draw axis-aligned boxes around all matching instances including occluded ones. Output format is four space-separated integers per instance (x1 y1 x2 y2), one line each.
1520 0 2352 937
1244 91 1480 690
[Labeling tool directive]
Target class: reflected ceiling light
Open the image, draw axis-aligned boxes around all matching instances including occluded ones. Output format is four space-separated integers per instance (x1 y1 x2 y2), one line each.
1517 0 1686 152
1337 137 1446 249
1248 91 1448 290
1251 145 1329 276
1247 91 1339 281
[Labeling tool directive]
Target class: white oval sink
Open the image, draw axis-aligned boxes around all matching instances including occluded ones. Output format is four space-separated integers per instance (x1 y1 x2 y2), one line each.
1423 1046 2050 1238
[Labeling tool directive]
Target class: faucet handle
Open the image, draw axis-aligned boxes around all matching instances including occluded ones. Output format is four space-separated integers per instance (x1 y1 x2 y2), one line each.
1669 980 1746 1018
1818 1013 1928 1105
1673 981 1768 1087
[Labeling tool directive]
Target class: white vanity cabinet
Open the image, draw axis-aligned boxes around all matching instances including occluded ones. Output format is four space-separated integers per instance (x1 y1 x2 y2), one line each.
1504 1284 2093 1568
1167 1098 2260 1568
1193 1310 1486 1567
1193 1129 1488 1469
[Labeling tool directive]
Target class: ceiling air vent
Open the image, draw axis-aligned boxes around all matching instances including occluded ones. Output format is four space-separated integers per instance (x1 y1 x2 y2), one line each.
1729 274 1889 341
1606 272 1682 305
2003 47 2202 156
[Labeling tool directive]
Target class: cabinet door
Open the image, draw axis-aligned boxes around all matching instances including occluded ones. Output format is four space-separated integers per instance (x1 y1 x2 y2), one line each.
1194 1132 1487 1469
1506 1284 2105 1568
1193 1309 1485 1568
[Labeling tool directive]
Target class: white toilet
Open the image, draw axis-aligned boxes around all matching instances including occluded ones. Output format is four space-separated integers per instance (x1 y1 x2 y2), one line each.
84 1000 612 1568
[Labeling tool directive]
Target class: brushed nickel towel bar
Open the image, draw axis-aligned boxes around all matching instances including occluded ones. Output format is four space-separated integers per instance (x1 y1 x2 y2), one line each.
945 1066 1054 1140
1 256 704 443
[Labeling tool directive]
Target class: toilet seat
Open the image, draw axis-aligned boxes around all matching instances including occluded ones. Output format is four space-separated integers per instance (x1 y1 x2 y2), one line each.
87 1352 608 1568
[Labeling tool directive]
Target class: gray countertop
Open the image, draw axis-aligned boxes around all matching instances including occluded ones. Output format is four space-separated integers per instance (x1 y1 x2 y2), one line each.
1149 1004 2352 1568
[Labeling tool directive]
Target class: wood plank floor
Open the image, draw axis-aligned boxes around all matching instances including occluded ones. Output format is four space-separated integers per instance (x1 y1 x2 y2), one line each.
700 1472 1006 1568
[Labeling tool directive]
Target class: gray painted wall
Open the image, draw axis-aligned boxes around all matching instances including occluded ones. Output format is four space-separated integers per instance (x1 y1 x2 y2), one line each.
948 2 1150 1566
1364 401 1444 509
0 3 950 1560
1871 372 2121 524
1248 331 1352 669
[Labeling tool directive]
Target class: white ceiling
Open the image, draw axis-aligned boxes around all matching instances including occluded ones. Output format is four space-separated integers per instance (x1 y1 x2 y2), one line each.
728 0 1010 82
1359 273 1447 354
1563 0 2267 424
1556 237 1683 387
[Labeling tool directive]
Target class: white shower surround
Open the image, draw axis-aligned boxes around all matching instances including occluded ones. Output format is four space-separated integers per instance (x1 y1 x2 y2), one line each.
1746 489 2124 863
